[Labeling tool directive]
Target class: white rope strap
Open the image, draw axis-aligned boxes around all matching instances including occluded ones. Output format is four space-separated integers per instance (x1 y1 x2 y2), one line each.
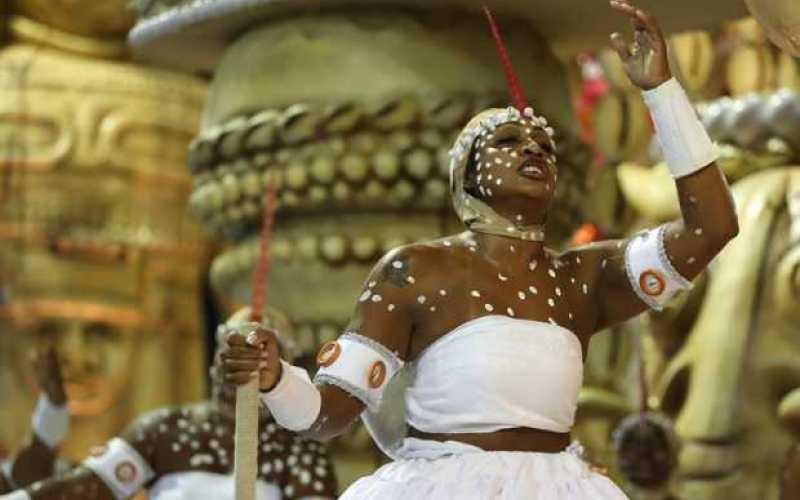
313 332 404 412
83 438 154 499
625 226 692 311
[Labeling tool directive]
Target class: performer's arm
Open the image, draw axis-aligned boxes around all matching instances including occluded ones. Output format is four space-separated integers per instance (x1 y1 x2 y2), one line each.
2 411 165 500
570 2 738 332
223 246 420 441
0 349 69 493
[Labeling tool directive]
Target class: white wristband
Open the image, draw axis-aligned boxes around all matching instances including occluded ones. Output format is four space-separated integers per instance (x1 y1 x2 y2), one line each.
0 490 32 500
83 438 154 499
259 361 321 432
31 395 69 449
642 78 717 178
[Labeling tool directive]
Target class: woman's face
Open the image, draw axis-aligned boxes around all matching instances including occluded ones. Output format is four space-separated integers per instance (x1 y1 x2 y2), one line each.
468 120 558 205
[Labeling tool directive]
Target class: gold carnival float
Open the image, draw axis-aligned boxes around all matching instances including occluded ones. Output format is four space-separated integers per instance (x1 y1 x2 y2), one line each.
0 2 211 461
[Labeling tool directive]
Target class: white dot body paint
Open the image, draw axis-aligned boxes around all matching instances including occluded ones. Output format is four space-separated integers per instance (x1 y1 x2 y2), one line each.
439 289 447 296
368 281 377 288
430 306 437 312
371 294 383 303
689 195 697 204
582 283 588 294
392 260 403 269
485 304 494 312
518 291 526 300
555 287 562 296
529 261 538 271
570 277 576 284
602 259 608 268
417 295 427 304
387 304 396 311
529 286 538 295
694 228 703 236
569 312 574 320
548 268 556 278
359 290 372 302
548 317 557 325
471 290 481 298
507 307 515 317
687 257 696 264
496 178 503 186
548 298 556 307
407 276 416 284
443 241 452 247
498 273 508 282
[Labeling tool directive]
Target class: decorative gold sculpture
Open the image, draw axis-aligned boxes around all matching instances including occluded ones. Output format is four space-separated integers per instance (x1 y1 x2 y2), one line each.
0 30 210 460
745 0 800 57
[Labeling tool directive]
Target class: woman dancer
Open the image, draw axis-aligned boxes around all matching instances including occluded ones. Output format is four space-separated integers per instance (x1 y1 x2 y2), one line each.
1 309 337 500
222 1 738 498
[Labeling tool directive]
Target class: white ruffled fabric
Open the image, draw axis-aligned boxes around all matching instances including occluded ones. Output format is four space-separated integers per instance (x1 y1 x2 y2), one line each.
339 443 628 500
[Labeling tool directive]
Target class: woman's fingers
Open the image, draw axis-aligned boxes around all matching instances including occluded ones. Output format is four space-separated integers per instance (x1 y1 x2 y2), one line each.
222 347 262 359
610 32 631 61
224 372 257 386
223 359 261 372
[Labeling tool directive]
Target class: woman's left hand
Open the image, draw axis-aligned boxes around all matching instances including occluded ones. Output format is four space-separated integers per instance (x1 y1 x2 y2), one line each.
32 347 67 406
609 0 672 90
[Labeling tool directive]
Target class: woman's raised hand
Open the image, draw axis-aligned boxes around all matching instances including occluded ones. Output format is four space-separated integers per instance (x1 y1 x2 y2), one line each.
609 0 672 90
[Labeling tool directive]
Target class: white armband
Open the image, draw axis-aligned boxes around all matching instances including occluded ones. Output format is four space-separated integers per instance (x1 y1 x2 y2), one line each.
625 226 692 311
0 490 31 500
313 332 403 412
31 395 69 449
83 438 154 499
642 78 717 178
259 361 321 432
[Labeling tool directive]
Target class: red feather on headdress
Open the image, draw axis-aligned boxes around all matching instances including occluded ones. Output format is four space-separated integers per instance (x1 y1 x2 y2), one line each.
483 6 528 112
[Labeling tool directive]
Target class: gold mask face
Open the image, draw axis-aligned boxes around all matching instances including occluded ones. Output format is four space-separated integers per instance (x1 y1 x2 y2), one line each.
2 305 141 416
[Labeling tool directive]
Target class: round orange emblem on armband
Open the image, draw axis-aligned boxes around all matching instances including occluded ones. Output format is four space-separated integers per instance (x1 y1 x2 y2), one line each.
367 361 387 388
114 461 138 484
317 341 341 367
639 269 666 297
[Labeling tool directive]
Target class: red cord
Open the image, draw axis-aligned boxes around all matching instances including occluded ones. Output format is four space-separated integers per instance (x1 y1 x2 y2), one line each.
483 6 528 111
249 177 279 324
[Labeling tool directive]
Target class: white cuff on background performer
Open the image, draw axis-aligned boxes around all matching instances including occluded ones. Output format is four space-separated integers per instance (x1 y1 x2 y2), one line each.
259 361 321 432
625 226 692 311
314 332 404 412
0 490 31 500
83 438 154 499
642 78 717 178
31 395 69 449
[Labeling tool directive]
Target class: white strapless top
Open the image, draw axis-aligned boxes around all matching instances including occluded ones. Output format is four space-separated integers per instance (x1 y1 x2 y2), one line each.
149 472 281 500
363 315 584 460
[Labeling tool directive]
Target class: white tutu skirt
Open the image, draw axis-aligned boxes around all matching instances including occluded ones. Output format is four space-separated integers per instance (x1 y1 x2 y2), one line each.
339 442 628 500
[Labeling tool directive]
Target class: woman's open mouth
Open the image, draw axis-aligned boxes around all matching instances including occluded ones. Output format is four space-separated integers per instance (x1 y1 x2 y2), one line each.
517 159 548 180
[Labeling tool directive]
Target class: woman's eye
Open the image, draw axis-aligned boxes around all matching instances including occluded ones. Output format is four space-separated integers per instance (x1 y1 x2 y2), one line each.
495 137 517 148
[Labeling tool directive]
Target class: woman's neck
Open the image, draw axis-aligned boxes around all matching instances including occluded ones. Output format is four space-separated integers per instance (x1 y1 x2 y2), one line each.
471 230 546 265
